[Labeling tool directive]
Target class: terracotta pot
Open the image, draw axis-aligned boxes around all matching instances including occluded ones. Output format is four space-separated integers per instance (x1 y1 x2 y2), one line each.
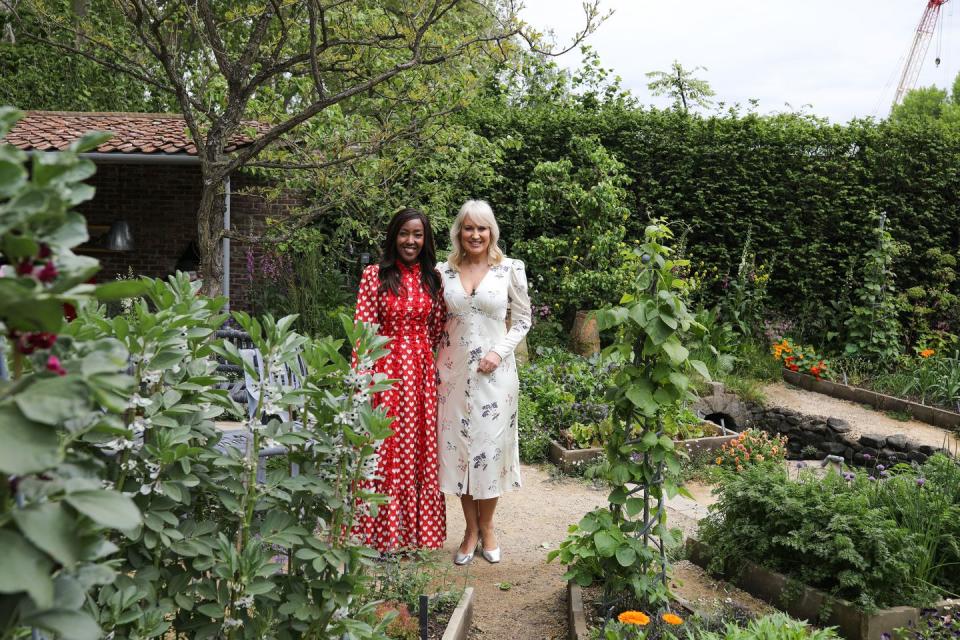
570 310 600 356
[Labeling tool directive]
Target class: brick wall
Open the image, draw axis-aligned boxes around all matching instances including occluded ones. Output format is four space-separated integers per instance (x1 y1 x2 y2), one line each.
78 162 298 311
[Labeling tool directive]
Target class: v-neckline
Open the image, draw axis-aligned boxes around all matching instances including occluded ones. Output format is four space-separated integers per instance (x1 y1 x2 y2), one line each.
458 263 491 297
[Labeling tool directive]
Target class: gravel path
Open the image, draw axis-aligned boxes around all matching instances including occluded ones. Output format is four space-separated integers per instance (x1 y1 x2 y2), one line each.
761 382 960 451
444 465 769 639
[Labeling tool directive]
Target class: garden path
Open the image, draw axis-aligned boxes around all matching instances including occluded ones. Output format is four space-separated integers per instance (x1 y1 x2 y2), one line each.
444 465 770 639
761 382 960 452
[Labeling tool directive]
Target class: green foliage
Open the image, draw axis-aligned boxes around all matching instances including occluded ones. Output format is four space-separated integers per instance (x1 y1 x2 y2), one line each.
246 247 352 339
596 612 839 640
461 77 960 344
698 457 960 610
551 221 706 609
514 135 639 316
645 61 716 113
687 613 840 640
896 608 960 639
0 107 147 639
0 2 175 112
520 347 612 458
891 72 960 125
66 291 398 638
836 213 903 362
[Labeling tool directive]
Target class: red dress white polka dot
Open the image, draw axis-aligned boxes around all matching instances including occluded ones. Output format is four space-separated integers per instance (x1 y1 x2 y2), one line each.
354 262 447 552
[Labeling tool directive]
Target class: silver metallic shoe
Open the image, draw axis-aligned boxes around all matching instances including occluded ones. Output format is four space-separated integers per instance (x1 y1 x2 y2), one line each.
454 540 480 566
481 546 501 564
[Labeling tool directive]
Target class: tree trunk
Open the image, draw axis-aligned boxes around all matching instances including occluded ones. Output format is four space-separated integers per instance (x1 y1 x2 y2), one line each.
197 172 225 298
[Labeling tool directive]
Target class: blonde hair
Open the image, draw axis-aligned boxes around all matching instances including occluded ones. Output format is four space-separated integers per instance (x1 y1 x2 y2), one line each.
448 199 504 268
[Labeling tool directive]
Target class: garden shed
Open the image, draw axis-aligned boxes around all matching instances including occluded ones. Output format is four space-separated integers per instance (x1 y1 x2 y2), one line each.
2 111 298 310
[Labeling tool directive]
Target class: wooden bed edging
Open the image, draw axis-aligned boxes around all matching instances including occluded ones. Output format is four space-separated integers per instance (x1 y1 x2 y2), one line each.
782 369 960 431
686 538 959 640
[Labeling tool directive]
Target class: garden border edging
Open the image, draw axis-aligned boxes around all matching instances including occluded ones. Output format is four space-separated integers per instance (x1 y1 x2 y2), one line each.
686 538 959 640
441 587 475 640
782 369 960 430
567 581 590 640
548 423 739 473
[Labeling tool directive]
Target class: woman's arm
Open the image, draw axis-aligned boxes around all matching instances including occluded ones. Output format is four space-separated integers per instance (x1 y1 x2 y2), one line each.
491 259 532 360
428 276 448 351
354 265 380 326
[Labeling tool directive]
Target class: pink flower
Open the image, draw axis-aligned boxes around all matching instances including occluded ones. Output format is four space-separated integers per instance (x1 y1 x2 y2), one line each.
45 355 66 376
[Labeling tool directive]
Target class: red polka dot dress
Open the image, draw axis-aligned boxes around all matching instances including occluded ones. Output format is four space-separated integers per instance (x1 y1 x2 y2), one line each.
354 262 447 552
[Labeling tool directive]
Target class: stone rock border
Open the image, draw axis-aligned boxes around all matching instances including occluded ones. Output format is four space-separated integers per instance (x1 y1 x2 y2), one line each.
783 369 960 431
751 403 954 467
548 423 739 473
441 587 475 640
687 539 959 640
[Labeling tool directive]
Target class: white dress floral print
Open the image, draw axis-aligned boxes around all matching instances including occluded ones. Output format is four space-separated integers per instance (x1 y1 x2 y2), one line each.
436 257 532 500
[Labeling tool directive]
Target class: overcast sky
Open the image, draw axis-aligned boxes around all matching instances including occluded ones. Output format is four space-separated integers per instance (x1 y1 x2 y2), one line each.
519 0 960 122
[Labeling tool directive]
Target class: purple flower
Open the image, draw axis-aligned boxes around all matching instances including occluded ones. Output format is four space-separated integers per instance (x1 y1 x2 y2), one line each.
868 476 877 482
876 464 885 471
916 477 926 487
880 470 889 477
843 472 855 481
863 453 872 460
881 633 892 640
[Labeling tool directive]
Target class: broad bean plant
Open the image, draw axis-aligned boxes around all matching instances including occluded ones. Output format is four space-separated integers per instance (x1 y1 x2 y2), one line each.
550 221 708 611
0 108 145 639
68 288 397 639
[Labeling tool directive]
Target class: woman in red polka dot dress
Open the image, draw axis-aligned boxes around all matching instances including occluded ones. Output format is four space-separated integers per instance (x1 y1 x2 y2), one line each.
354 208 447 553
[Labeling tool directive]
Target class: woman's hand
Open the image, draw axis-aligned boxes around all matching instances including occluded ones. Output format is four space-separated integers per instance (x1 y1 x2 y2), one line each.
477 351 502 374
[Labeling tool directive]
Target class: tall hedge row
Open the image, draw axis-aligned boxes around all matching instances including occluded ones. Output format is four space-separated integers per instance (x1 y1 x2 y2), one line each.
463 104 960 319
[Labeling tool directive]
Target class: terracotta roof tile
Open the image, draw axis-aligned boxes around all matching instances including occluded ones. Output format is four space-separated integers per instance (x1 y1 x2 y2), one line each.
3 111 265 156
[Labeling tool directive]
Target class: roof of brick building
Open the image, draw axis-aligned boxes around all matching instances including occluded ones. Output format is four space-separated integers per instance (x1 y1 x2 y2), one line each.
4 111 263 155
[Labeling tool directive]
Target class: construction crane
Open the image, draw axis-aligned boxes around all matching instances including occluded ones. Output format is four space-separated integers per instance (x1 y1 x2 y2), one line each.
892 0 951 107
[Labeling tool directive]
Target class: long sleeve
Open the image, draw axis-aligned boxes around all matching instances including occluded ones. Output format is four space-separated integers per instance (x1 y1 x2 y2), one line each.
428 277 448 351
492 259 532 360
354 265 380 326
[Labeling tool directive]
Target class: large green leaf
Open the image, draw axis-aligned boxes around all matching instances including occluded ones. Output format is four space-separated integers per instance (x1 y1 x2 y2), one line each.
23 608 102 640
95 279 149 301
0 405 61 474
13 502 83 568
593 531 617 558
615 546 637 567
625 381 657 416
660 337 689 365
0 530 55 608
14 376 91 426
66 490 142 530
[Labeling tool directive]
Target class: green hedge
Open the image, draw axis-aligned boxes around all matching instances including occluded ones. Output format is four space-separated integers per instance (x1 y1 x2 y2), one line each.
462 103 960 326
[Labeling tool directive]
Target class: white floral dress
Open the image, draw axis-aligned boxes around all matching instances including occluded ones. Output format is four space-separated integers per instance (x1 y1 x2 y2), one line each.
436 257 532 499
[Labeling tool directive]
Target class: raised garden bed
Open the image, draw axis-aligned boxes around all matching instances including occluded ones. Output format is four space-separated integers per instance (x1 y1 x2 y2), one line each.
686 538 959 640
440 587 474 640
549 421 739 473
782 369 960 431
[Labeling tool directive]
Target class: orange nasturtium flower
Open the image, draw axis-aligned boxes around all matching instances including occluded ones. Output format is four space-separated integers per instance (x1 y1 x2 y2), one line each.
715 457 723 465
662 613 684 625
618 611 650 626
920 348 935 358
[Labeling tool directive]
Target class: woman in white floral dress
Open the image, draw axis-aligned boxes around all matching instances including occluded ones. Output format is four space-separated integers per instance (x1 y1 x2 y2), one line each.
436 199 531 565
